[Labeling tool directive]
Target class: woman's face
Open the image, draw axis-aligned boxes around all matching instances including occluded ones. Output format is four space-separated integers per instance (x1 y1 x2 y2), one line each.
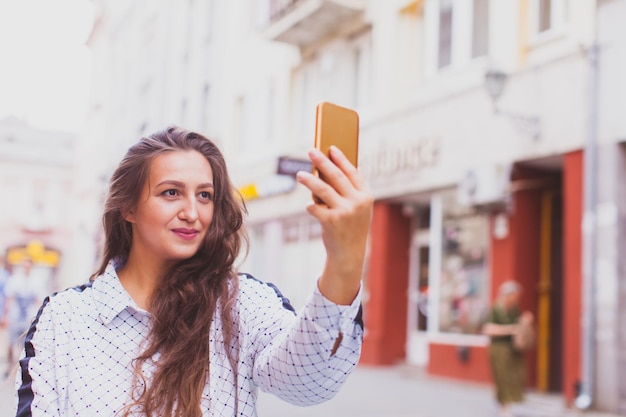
125 150 215 266
503 291 520 309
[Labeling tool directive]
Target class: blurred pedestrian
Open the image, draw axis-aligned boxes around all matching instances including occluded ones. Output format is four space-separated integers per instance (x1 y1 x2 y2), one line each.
482 280 534 417
0 255 9 326
15 126 373 416
4 258 40 376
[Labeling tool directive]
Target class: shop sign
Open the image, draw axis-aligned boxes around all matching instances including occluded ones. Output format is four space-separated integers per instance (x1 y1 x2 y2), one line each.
7 240 61 267
239 184 259 200
360 134 441 181
276 156 312 176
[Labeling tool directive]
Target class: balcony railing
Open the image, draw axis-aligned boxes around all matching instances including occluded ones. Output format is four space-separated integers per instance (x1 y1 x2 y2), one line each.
264 0 367 49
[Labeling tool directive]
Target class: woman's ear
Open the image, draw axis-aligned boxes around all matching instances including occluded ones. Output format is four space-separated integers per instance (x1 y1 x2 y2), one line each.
123 208 136 224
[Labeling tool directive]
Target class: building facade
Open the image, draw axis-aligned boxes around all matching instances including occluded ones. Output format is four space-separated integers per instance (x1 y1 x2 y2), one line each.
79 0 626 413
0 117 75 296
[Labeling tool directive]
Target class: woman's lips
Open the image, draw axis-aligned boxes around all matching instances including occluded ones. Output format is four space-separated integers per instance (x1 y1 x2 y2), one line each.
172 228 199 240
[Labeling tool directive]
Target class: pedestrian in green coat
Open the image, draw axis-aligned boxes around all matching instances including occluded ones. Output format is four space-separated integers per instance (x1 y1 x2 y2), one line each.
483 280 534 417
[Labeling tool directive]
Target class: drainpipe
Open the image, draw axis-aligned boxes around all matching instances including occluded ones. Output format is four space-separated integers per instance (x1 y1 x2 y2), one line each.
576 6 599 412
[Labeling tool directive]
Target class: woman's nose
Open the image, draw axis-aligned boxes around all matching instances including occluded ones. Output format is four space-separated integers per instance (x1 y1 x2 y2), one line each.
178 197 198 221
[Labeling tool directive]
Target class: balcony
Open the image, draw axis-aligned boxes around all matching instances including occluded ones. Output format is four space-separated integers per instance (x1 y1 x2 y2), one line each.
264 0 367 49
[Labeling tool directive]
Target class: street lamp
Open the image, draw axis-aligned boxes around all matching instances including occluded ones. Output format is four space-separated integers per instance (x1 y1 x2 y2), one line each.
484 69 541 140
484 69 507 102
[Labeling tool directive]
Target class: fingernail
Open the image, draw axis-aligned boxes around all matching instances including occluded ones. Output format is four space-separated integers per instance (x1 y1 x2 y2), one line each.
330 145 344 156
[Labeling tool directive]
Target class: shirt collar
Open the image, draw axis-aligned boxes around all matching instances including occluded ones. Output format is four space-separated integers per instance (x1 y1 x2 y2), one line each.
93 259 146 325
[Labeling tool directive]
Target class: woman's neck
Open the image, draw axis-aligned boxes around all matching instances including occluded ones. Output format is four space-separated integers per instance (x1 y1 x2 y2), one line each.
117 254 169 311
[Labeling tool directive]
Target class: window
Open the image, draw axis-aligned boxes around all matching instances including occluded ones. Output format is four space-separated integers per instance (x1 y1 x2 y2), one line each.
532 0 566 36
437 0 453 69
426 0 489 74
538 0 551 32
471 0 489 58
396 5 423 89
293 62 318 144
438 205 489 335
352 48 361 107
351 30 372 109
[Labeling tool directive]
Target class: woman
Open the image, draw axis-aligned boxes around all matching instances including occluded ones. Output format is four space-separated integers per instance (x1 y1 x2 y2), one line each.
482 280 534 417
15 126 373 417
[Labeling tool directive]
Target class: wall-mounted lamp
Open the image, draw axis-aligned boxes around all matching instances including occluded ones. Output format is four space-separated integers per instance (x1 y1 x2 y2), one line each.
484 69 541 140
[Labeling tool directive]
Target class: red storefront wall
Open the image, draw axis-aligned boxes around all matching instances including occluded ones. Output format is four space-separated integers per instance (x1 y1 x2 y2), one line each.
562 151 583 404
360 202 411 365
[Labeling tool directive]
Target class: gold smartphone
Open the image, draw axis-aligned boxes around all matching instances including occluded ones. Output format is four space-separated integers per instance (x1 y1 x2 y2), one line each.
312 101 360 203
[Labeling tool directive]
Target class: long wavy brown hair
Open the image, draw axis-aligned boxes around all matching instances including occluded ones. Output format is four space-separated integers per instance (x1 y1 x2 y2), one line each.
93 126 247 417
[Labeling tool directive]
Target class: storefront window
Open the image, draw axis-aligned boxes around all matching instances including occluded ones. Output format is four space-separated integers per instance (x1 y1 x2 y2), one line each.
438 208 489 335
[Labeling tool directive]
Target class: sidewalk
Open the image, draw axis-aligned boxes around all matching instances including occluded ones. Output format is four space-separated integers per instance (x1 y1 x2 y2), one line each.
256 364 623 417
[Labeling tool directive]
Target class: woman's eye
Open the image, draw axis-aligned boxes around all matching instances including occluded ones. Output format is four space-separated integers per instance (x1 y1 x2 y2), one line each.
199 191 212 200
163 189 178 197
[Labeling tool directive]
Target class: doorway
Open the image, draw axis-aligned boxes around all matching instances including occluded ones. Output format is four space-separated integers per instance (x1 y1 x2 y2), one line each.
407 205 431 366
513 160 564 392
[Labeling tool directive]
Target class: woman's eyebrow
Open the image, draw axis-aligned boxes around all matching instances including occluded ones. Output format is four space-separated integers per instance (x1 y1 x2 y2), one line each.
156 180 185 188
156 180 214 188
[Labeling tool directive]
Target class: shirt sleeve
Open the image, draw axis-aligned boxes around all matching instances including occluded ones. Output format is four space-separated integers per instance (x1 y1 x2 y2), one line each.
247 278 363 406
15 296 64 417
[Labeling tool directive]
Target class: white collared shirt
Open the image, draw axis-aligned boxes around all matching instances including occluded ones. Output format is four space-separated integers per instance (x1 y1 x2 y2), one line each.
15 261 363 416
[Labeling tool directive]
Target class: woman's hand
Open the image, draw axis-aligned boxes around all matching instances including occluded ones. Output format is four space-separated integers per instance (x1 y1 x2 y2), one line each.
296 146 374 305
519 311 534 325
482 323 517 337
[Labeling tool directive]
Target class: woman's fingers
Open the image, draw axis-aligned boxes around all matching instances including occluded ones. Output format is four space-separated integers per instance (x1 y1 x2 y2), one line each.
296 146 373 240
327 146 366 191
297 170 336 207
302 147 366 206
